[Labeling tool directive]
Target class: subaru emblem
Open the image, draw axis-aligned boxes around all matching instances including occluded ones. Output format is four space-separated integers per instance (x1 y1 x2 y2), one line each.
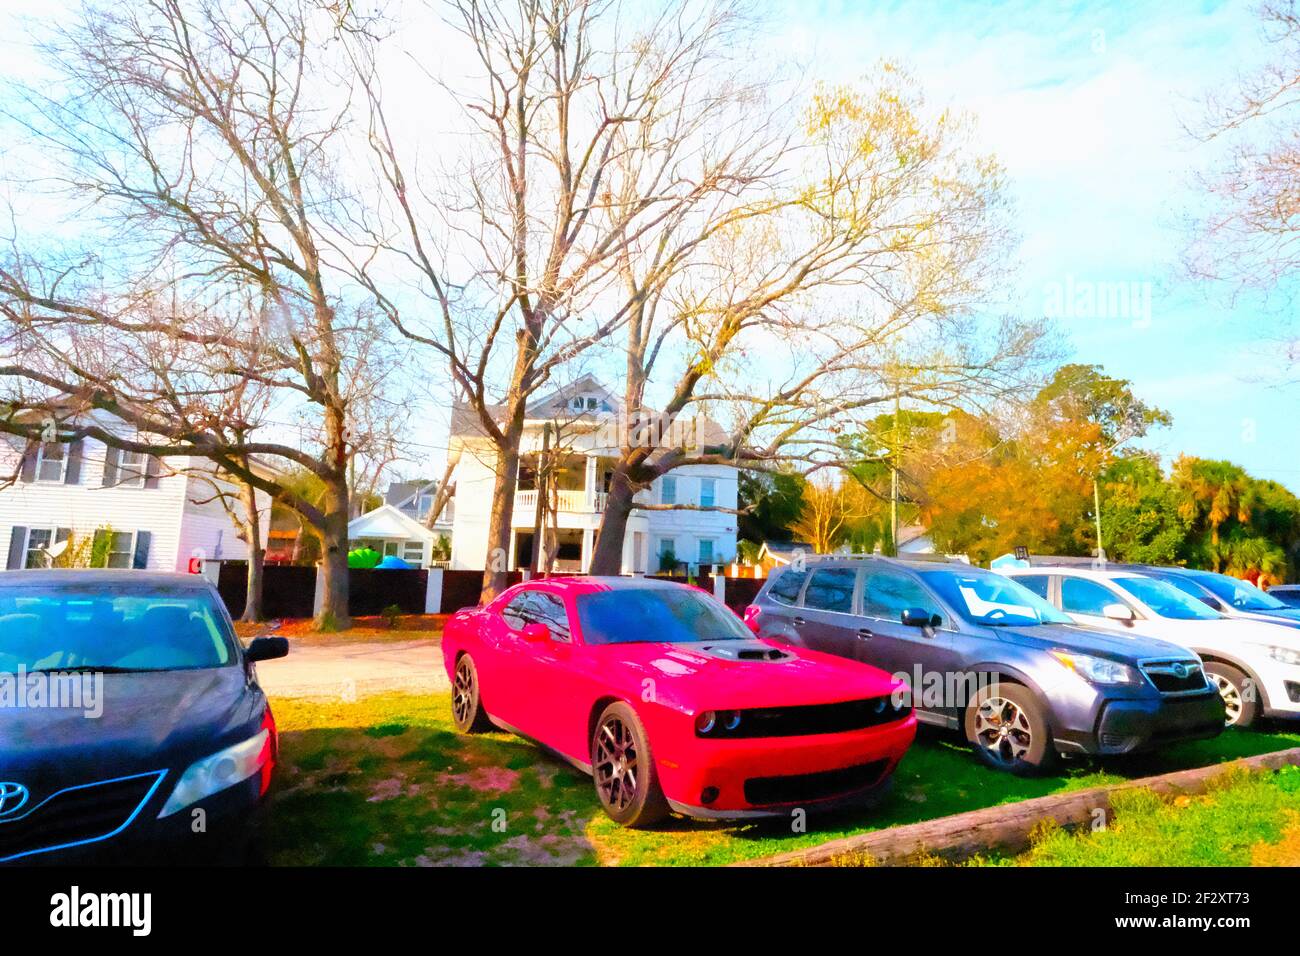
0 782 29 819
1172 663 1189 679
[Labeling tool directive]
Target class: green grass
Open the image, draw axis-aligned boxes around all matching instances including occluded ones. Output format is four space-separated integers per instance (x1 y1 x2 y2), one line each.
979 765 1300 867
262 692 1300 866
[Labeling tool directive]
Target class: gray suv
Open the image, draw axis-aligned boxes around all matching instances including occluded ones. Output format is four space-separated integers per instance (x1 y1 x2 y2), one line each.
749 557 1225 773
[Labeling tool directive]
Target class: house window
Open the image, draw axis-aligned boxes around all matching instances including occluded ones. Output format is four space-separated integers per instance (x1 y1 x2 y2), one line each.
34 443 66 483
402 540 424 563
699 478 716 508
24 528 53 568
117 449 147 488
697 539 715 565
94 529 136 568
656 536 677 571
660 476 677 505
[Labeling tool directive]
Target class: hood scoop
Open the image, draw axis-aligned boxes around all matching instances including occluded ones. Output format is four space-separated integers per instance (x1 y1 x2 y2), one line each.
694 641 795 663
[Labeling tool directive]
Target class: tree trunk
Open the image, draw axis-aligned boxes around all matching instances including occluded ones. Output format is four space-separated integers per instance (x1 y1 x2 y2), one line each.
481 412 526 602
589 468 637 575
239 478 264 623
315 474 351 630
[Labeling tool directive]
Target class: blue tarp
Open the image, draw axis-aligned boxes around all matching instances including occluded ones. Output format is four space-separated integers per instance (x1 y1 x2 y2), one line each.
375 555 414 570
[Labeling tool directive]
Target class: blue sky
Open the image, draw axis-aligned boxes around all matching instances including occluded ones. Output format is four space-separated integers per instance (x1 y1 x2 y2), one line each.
769 0 1298 486
1 1 1295 486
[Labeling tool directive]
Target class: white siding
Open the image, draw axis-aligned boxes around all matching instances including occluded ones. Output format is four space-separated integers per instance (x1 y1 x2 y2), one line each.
0 430 265 573
176 474 272 566
0 435 188 570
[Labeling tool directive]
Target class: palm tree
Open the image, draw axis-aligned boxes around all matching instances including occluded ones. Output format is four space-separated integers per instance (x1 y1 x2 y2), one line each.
1172 457 1256 571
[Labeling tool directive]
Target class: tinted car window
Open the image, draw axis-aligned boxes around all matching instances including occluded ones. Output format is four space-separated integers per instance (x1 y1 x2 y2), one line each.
0 585 234 672
577 588 750 644
1060 577 1122 616
501 590 572 641
802 568 856 613
1112 576 1221 620
862 569 944 626
1192 571 1288 611
1015 574 1051 599
925 571 1070 626
1270 588 1300 608
768 568 808 605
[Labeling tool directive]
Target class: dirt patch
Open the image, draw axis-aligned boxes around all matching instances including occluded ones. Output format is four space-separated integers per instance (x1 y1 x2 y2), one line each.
437 766 521 794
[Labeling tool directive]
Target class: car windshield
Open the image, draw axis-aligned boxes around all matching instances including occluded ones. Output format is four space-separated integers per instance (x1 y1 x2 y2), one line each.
1193 572 1288 611
0 584 236 673
1112 576 1222 620
576 588 752 645
922 570 1073 627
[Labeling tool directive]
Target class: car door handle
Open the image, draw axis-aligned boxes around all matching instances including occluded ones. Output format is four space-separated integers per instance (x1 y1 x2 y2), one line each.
856 628 874 639
792 616 806 627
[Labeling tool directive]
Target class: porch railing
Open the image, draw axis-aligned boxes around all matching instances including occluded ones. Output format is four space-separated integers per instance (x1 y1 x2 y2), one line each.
514 489 608 514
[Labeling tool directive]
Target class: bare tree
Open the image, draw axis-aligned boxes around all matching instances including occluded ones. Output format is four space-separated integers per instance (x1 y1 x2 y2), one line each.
1186 1 1300 309
587 68 1044 573
342 0 802 599
0 0 397 627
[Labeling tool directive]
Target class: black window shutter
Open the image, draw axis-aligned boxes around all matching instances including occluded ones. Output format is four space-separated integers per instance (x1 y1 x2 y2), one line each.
102 446 120 486
19 443 37 483
132 530 151 569
64 440 83 484
6 527 27 570
143 455 161 489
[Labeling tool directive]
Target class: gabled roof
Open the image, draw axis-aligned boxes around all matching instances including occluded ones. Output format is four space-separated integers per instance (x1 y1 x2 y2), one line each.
347 503 437 542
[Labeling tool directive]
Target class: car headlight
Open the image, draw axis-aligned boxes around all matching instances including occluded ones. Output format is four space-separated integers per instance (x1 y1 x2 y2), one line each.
158 729 272 818
695 710 742 737
1050 649 1141 685
1266 645 1300 667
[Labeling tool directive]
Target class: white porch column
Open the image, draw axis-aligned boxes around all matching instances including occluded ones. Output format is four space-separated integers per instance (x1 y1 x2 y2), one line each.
424 567 444 614
581 527 594 573
585 454 598 509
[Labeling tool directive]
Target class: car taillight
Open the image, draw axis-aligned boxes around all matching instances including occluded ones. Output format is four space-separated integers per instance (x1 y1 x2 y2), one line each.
259 707 278 796
742 604 762 635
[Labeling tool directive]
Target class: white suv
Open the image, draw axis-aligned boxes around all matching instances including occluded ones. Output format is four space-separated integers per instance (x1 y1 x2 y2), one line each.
1001 566 1300 727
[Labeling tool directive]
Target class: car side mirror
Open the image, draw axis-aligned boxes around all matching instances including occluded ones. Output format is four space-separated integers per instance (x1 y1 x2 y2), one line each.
521 622 551 643
901 607 941 628
246 636 289 662
1102 604 1134 623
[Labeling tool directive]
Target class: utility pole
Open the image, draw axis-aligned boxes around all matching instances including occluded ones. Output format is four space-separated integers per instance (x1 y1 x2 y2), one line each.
532 422 551 575
1093 477 1106 566
889 392 900 556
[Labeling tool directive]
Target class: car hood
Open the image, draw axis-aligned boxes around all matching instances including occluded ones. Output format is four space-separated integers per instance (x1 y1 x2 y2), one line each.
989 622 1196 660
1164 616 1300 649
593 639 901 711
0 666 264 796
1235 607 1300 626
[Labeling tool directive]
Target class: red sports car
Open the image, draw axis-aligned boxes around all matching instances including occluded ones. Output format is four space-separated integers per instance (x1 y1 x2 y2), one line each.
442 576 916 827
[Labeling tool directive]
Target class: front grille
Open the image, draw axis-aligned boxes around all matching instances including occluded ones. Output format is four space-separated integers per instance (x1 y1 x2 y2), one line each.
709 698 909 738
0 771 165 863
744 759 888 806
1140 659 1209 695
1287 681 1300 704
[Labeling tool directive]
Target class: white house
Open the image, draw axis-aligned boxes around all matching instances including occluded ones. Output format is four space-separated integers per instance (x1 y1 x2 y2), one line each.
0 412 270 572
345 478 453 568
447 375 738 574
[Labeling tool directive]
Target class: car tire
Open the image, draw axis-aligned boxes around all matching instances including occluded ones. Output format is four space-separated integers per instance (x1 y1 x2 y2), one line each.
451 654 492 733
965 682 1057 775
590 702 669 828
1204 661 1260 729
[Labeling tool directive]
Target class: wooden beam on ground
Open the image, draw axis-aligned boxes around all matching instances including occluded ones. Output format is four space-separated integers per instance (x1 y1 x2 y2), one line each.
741 747 1300 867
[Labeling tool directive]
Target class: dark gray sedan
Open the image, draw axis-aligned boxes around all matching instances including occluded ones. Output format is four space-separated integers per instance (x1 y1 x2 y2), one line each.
747 557 1225 773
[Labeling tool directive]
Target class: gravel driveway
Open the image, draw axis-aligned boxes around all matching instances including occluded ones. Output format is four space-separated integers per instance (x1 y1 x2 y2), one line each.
255 639 447 700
